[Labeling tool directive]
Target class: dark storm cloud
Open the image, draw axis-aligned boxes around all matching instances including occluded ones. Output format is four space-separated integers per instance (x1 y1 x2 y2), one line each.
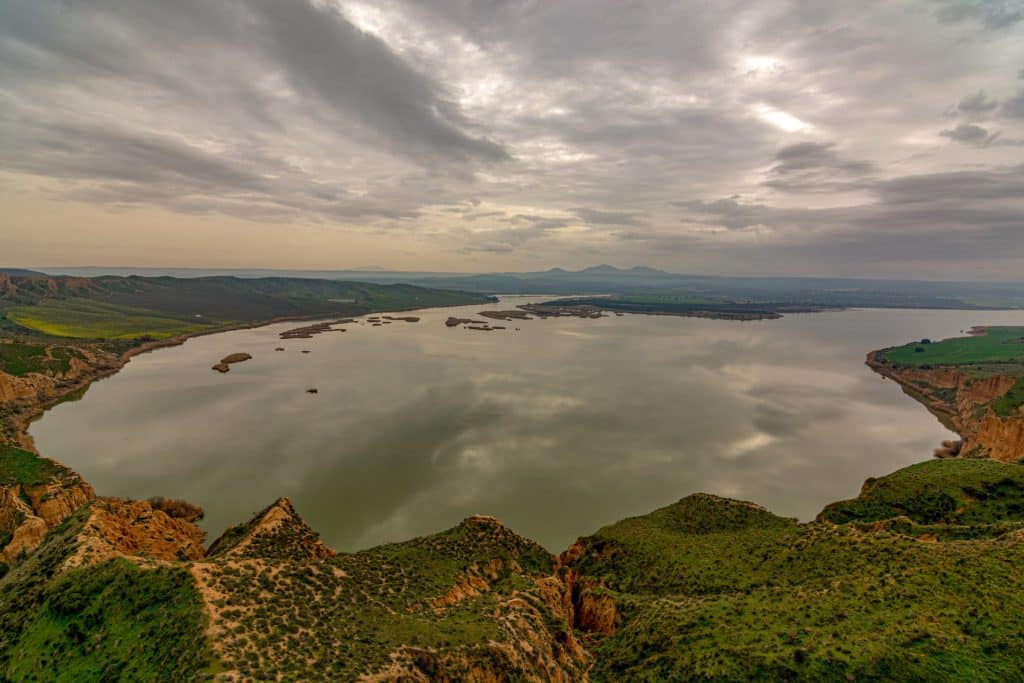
935 1 1024 30
675 198 773 230
242 0 508 165
3 119 268 192
939 123 999 146
399 0 731 78
1004 89 1024 118
458 213 571 254
671 166 1024 265
763 142 875 193
572 208 644 226
957 90 1001 114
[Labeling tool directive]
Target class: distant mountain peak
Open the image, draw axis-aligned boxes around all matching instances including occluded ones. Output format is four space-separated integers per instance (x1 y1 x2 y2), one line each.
580 264 621 273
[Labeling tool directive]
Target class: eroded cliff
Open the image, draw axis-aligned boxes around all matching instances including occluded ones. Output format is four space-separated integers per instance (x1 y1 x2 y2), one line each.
867 349 1024 462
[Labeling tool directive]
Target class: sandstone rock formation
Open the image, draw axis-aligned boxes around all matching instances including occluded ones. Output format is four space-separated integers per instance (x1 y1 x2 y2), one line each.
1 470 95 564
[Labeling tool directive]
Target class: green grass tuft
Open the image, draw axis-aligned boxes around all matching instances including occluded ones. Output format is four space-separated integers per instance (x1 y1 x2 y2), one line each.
0 444 63 487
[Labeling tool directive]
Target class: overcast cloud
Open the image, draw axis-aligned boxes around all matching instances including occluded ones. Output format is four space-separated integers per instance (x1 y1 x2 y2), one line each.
1 0 1022 277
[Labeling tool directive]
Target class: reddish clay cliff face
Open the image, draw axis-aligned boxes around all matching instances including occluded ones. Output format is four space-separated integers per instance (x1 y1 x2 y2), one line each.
63 497 206 569
557 539 621 637
867 351 1024 462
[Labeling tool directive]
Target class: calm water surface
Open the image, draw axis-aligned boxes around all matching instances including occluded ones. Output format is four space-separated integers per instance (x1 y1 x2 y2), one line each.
30 299 1024 551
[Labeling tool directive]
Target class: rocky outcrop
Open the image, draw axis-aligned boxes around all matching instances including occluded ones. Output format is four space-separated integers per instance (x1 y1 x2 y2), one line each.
867 350 1024 462
63 497 206 568
23 479 95 527
1 474 95 564
0 487 47 564
427 557 522 609
207 496 334 560
366 535 590 682
557 540 621 636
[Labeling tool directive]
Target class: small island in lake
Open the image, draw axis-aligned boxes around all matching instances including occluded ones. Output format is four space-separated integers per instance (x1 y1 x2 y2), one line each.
211 352 252 373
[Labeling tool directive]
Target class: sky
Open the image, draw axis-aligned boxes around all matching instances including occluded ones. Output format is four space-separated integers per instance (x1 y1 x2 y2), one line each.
1 0 1023 279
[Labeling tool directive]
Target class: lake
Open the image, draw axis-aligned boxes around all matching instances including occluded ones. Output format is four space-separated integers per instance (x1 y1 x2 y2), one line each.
29 299 1024 551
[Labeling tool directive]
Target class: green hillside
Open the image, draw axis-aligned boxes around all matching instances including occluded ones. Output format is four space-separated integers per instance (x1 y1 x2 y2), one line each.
0 274 491 341
565 459 1024 681
5 459 1024 680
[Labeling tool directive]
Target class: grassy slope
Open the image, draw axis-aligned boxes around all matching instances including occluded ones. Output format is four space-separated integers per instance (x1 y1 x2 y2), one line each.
571 460 1024 682
0 444 64 487
7 299 224 340
7 560 209 682
0 506 210 682
820 459 1024 526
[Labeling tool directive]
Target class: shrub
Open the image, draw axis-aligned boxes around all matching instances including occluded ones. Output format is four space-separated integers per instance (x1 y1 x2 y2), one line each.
147 496 205 522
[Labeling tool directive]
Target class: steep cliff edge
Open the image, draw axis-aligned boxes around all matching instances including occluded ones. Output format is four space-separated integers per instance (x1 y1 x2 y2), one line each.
866 326 1024 462
0 444 95 565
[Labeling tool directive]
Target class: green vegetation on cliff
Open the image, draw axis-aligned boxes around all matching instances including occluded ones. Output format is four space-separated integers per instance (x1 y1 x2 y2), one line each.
820 459 1024 526
564 459 1024 682
0 444 63 487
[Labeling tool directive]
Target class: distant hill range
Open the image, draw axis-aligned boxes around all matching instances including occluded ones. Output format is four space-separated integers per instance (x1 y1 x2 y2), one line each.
21 265 1024 309
0 272 491 341
0 268 48 278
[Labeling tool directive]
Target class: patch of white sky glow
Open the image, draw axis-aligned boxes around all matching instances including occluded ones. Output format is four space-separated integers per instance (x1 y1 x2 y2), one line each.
753 104 811 132
740 55 783 75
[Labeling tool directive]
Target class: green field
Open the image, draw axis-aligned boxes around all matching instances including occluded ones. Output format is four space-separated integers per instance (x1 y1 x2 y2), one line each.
7 299 226 340
0 274 492 341
882 327 1024 367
